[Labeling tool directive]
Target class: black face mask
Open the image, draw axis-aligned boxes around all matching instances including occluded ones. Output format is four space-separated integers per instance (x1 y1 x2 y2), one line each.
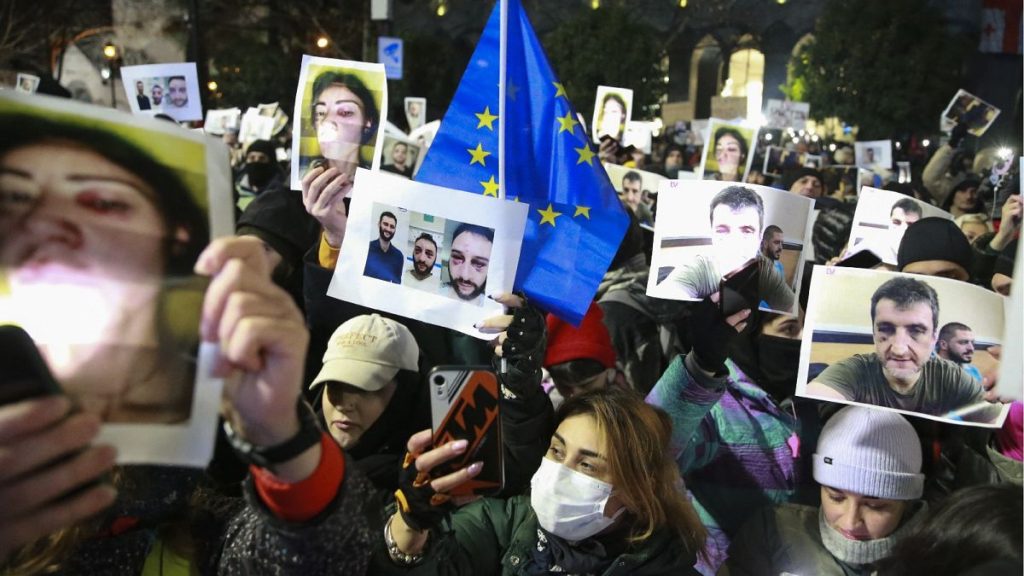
756 334 802 402
245 161 276 189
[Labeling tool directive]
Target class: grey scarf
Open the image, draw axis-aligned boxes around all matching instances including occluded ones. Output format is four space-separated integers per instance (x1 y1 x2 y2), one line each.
818 501 927 567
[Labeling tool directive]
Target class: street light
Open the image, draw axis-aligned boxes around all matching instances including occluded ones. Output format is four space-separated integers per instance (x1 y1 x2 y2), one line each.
316 36 329 49
207 80 218 91
103 41 120 109
436 1 447 16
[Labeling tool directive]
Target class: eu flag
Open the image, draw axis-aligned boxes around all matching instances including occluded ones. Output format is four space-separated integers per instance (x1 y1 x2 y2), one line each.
415 0 629 326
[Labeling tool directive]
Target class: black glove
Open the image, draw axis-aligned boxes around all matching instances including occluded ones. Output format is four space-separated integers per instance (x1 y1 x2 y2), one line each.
687 296 741 375
948 122 969 149
494 302 546 397
394 451 453 532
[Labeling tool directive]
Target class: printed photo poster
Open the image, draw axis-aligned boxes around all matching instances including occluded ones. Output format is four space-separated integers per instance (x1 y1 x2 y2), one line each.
854 140 892 170
604 163 664 226
697 118 759 182
941 89 1001 137
204 108 241 136
763 145 818 177
379 134 421 179
120 62 203 122
329 169 529 338
409 119 441 177
591 86 634 144
0 91 234 466
405 97 426 131
763 99 810 130
997 237 1023 402
846 187 953 266
239 107 275 145
797 266 1010 427
290 56 387 191
623 121 653 154
15 73 40 94
646 179 813 315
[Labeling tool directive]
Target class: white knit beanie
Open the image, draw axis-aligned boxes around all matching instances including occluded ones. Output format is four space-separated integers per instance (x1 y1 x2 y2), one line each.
813 405 924 500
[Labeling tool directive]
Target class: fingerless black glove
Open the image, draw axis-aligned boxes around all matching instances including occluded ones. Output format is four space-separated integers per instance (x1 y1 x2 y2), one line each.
494 303 546 398
394 451 452 532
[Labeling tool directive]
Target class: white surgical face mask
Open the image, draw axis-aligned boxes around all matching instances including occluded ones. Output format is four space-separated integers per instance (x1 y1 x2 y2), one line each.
530 457 623 542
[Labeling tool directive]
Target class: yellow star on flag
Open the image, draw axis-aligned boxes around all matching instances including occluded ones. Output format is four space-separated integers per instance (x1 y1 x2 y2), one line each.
475 106 498 131
537 203 562 226
553 82 567 98
480 175 500 197
556 111 579 134
467 143 491 167
573 205 591 219
575 144 595 166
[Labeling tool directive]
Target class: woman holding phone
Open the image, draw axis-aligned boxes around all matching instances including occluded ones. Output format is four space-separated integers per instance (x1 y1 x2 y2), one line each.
373 386 707 575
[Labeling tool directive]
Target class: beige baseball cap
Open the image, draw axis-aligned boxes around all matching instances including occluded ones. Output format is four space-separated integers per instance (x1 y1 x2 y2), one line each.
310 314 419 392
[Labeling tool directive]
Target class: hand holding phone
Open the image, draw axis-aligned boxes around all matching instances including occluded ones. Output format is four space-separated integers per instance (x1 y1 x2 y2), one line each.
428 366 504 498
719 258 760 317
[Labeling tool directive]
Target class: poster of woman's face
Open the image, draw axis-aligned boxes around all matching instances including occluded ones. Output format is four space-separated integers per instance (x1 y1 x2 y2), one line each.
0 91 233 466
941 89 1001 137
646 179 813 315
698 119 758 183
405 97 426 131
591 86 633 144
329 169 528 338
290 56 388 191
120 63 203 122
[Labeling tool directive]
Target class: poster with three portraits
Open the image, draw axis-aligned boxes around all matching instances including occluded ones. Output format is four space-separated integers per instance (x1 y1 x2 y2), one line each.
646 179 814 317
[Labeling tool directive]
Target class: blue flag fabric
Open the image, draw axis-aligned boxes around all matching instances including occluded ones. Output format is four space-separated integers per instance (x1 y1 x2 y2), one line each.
415 0 629 326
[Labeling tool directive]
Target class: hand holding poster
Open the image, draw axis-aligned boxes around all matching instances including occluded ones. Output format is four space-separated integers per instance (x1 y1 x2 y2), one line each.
798 266 1010 427
941 89 1001 137
290 56 387 191
0 91 233 465
646 179 813 315
329 169 528 338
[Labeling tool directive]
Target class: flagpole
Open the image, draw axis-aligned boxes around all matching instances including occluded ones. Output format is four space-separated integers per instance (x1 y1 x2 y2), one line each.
497 0 508 201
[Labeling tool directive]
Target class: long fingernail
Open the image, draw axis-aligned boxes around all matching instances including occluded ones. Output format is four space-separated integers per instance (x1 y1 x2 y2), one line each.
467 462 483 475
451 440 468 453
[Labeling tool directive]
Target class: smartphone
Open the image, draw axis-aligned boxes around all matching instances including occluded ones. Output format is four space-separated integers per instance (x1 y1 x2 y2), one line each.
719 258 760 317
837 249 882 270
428 366 504 498
0 324 64 406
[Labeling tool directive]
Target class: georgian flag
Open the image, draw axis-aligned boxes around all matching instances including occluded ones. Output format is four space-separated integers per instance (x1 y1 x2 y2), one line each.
979 0 1022 54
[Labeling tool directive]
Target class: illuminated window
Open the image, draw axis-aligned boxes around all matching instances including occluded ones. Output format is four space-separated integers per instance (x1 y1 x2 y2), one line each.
721 41 764 121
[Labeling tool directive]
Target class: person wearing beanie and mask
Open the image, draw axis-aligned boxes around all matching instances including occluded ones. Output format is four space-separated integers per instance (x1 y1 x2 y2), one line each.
725 405 928 576
235 139 283 212
543 303 627 407
372 387 707 575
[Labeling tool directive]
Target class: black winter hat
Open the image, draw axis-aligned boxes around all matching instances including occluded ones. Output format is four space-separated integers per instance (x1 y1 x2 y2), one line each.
236 185 319 265
246 139 276 159
897 217 973 273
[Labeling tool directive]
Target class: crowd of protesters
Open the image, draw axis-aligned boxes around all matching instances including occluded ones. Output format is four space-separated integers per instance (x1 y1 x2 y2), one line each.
0 61 1021 576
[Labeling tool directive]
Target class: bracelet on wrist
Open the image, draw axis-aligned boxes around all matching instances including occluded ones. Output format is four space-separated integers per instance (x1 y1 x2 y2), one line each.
385 514 425 566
